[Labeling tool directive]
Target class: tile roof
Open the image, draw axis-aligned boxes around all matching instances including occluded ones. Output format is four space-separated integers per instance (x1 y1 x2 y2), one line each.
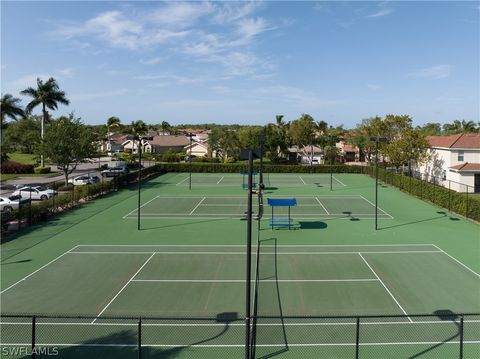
147 135 190 147
426 133 480 149
449 163 480 172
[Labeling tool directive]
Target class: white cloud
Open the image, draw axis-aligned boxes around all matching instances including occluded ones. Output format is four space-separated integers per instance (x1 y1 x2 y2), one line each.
366 2 393 18
408 65 452 79
134 73 201 84
147 1 214 28
140 57 165 65
212 1 262 24
56 68 74 78
70 88 128 101
7 71 73 92
236 17 271 40
367 84 382 90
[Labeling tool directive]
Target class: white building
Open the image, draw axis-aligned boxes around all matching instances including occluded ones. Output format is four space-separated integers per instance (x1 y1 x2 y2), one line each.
416 133 480 192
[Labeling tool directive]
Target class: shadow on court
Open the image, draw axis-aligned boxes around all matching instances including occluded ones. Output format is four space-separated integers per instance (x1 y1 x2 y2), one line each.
378 211 459 231
36 312 241 359
139 217 232 231
298 221 327 230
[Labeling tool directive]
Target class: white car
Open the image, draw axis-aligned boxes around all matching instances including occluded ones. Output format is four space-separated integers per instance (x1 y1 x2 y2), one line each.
13 186 58 201
68 175 93 186
0 195 28 212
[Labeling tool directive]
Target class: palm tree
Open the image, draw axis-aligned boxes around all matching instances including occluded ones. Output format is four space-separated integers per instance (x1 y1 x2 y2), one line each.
161 121 171 135
21 77 70 166
1 93 25 143
461 120 476 133
124 120 148 155
106 116 121 151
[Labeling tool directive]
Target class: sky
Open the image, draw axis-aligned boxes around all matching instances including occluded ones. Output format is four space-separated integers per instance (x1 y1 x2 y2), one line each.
1 1 479 127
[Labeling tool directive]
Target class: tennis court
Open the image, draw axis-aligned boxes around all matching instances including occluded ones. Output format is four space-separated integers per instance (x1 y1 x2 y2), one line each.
175 173 346 188
123 195 392 220
1 172 479 358
1 243 479 358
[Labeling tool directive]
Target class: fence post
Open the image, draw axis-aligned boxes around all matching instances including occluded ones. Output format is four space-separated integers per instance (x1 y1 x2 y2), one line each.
448 181 451 212
465 186 469 219
31 315 36 359
459 315 464 359
138 318 142 359
355 317 360 359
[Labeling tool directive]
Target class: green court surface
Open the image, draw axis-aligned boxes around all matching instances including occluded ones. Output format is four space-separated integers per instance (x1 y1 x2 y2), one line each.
1 172 479 358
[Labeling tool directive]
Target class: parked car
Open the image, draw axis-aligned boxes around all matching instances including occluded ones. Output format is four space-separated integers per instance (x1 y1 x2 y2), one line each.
13 186 58 200
89 175 101 183
68 175 92 186
0 195 28 212
101 166 129 177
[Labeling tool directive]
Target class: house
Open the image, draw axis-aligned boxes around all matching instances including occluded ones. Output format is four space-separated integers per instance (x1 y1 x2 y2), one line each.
415 133 480 192
336 142 364 163
98 134 128 155
289 145 323 164
184 139 218 158
143 135 190 154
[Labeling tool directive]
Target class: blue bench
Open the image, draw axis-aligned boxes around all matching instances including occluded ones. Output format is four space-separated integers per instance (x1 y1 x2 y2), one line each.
267 198 297 230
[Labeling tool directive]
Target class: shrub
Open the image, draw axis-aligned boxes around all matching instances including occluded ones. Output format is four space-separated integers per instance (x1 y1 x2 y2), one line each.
0 161 35 174
35 166 51 174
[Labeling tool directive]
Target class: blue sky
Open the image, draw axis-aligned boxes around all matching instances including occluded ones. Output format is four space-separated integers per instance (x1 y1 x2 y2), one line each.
1 1 479 127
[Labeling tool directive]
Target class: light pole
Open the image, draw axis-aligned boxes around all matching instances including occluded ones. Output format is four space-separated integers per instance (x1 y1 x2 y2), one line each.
310 133 315 166
328 135 337 191
258 133 265 187
187 132 195 190
369 136 387 230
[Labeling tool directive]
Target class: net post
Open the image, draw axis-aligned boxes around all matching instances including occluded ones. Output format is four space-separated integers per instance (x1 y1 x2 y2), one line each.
459 315 464 359
465 186 469 219
138 317 142 359
31 315 36 359
355 317 360 359
245 150 253 359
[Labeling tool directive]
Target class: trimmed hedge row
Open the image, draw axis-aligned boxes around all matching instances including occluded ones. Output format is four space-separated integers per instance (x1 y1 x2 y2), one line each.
364 166 480 222
1 161 35 174
157 162 365 174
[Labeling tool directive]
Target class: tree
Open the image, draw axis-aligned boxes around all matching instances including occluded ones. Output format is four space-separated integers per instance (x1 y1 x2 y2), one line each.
124 120 148 156
21 77 70 167
3 117 41 154
288 114 316 163
40 114 96 184
1 94 25 144
416 122 442 136
161 121 171 135
383 128 430 173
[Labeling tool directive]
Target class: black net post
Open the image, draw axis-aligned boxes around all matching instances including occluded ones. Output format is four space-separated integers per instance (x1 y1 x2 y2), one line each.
459 315 464 359
465 186 469 219
138 317 142 359
449 180 452 212
245 150 253 359
28 190 32 226
31 315 36 359
355 317 360 359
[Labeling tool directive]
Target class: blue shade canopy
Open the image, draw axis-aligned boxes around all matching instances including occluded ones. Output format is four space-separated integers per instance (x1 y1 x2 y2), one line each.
267 198 297 207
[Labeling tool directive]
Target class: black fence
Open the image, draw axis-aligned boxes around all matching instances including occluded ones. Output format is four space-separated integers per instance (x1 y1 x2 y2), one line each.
1 312 478 358
0 164 164 239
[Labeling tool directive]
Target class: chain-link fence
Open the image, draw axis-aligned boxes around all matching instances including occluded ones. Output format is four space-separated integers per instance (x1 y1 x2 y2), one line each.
1 313 478 359
0 165 164 244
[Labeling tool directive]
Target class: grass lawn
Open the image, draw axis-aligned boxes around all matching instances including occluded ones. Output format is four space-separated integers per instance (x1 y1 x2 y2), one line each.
0 172 58 181
7 152 38 164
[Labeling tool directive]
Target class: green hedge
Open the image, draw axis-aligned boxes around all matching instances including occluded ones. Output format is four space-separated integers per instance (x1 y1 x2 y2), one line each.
364 166 480 222
157 162 365 174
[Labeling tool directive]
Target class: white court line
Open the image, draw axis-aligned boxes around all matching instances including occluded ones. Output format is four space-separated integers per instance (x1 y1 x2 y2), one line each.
2 341 479 348
216 176 224 184
189 197 206 215
123 194 163 218
3 320 478 327
0 246 79 294
175 176 189 186
91 253 155 324
315 196 330 215
432 244 480 278
358 253 412 323
69 250 442 255
131 279 379 283
298 176 306 185
332 176 347 186
75 244 437 248
359 195 394 219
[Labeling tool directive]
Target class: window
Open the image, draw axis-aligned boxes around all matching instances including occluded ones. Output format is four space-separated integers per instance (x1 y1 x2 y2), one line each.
442 170 446 180
458 150 464 161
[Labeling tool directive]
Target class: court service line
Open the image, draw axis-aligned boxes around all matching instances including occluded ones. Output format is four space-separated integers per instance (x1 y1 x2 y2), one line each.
131 279 379 283
216 176 225 184
432 244 480 278
0 246 79 294
189 197 207 215
358 253 412 323
122 194 163 219
75 243 438 248
175 176 190 186
92 253 156 324
69 250 442 255
359 195 394 219
298 176 307 185
332 176 347 186
315 197 330 215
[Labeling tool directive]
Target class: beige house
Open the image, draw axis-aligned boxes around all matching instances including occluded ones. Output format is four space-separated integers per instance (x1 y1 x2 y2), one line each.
416 133 480 192
184 140 218 158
